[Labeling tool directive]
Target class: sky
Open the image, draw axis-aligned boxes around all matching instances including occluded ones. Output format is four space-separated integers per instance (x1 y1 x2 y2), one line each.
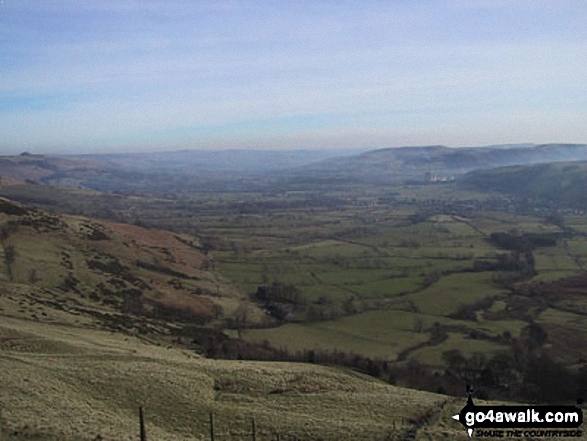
1 0 586 154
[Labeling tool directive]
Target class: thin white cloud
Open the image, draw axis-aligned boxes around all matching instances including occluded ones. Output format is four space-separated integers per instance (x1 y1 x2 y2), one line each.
1 1 586 152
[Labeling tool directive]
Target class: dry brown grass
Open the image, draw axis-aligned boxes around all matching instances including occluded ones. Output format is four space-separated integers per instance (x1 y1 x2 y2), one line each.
98 220 205 274
0 317 464 441
0 200 252 329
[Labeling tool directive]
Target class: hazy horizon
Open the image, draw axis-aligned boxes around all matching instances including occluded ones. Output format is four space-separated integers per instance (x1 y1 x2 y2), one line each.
2 143 549 158
1 1 586 154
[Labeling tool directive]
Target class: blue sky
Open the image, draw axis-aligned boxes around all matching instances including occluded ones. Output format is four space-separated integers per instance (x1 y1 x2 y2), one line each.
1 0 586 154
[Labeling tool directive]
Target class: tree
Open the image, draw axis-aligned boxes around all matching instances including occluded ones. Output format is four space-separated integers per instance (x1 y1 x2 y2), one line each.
442 349 467 379
521 322 548 351
232 303 252 339
522 354 575 403
429 322 447 344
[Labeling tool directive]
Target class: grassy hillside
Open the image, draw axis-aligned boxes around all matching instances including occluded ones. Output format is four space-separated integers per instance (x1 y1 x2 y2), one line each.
0 198 473 440
2 175 587 434
0 316 463 441
0 196 254 333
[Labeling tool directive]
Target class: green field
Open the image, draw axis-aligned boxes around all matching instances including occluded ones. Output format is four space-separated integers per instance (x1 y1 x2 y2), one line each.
243 310 431 359
3 175 587 437
209 206 586 374
410 272 505 316
242 307 528 364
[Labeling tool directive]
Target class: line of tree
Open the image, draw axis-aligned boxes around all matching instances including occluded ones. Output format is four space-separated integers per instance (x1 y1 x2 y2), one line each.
182 321 586 404
489 232 560 252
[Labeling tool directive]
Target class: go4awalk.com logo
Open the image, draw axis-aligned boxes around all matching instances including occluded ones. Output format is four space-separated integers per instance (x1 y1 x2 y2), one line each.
452 395 584 438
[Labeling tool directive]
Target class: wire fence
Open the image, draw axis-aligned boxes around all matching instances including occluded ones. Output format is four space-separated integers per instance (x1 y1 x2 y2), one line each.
134 408 307 441
0 406 413 441
136 408 407 441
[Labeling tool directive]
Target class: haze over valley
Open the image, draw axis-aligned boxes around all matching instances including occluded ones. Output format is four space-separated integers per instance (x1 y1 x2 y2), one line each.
2 1 587 439
2 144 587 439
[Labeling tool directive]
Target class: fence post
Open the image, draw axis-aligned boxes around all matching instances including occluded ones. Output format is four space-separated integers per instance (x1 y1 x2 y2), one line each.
139 407 147 441
210 412 215 441
251 418 257 441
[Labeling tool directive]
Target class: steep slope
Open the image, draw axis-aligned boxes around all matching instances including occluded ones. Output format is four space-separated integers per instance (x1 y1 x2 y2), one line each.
0 197 249 332
0 317 457 441
0 197 464 440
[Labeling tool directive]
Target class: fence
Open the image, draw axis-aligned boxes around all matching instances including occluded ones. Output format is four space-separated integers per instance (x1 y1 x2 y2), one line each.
139 408 306 441
0 406 407 440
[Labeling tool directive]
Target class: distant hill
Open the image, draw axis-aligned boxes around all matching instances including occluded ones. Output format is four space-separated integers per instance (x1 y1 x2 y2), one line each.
460 161 587 209
0 149 363 193
81 148 364 173
0 153 118 187
1 144 587 192
287 143 587 185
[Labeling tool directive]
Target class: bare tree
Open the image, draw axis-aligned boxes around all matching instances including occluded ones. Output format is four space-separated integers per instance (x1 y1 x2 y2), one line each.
233 302 252 339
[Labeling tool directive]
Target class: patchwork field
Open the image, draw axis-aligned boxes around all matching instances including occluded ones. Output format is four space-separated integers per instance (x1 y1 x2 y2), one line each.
2 176 587 438
210 208 587 373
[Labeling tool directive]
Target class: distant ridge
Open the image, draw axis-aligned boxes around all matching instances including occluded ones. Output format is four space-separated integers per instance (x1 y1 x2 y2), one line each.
1 143 586 192
287 143 587 184
77 148 365 173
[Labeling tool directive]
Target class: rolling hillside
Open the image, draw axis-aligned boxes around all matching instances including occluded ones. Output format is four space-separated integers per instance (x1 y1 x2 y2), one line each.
0 317 459 441
0 196 466 440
